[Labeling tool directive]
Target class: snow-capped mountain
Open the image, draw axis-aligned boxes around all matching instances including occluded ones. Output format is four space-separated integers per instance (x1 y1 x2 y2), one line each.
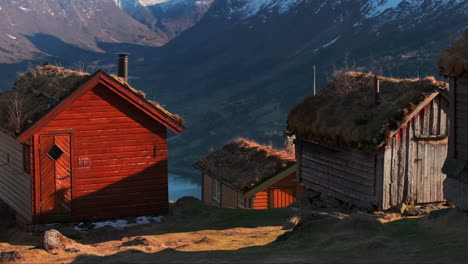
0 0 167 63
135 0 467 171
114 0 214 38
0 0 466 172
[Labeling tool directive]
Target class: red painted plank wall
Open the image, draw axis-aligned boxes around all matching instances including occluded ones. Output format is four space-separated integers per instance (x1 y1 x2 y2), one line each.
252 173 304 209
253 191 269 209
37 84 168 221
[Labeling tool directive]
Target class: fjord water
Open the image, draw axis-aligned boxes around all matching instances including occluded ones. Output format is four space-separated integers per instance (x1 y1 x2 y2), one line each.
168 173 201 202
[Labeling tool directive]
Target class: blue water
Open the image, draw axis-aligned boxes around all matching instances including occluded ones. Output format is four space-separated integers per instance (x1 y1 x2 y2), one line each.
168 173 201 202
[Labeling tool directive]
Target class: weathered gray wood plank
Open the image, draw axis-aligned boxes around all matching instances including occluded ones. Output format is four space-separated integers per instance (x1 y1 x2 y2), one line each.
0 131 32 222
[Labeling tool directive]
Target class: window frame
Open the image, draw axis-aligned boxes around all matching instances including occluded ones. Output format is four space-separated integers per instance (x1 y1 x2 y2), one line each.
212 179 221 203
22 144 30 173
237 194 245 208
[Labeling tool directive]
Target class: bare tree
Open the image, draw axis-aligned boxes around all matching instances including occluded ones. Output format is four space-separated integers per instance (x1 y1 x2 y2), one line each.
7 91 24 133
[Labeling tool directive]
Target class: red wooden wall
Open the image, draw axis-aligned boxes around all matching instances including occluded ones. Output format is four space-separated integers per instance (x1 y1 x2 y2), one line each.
252 172 304 209
33 84 168 222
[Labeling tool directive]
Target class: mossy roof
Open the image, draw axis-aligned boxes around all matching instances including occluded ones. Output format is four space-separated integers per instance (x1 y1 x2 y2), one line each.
287 71 447 148
195 138 296 192
0 65 183 134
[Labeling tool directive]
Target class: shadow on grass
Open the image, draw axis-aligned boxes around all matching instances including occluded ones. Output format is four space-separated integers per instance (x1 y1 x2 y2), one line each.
70 208 468 264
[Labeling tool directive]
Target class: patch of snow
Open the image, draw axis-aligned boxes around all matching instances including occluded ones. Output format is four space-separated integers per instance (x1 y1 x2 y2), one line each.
322 35 340 48
353 21 363 27
364 0 404 18
19 6 31 12
234 0 303 19
314 35 341 52
139 0 171 6
6 34 17 40
315 0 328 14
74 216 163 231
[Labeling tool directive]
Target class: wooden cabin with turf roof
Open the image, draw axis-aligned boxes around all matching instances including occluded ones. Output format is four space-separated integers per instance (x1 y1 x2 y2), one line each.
0 59 184 224
287 72 449 210
194 138 303 209
439 29 468 210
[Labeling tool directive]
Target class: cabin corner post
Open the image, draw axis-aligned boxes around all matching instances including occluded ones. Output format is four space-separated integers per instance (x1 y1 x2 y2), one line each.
296 137 303 184
448 77 456 158
375 152 385 211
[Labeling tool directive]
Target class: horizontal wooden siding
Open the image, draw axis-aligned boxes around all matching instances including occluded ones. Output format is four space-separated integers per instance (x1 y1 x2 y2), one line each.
300 140 377 209
39 84 168 221
0 131 32 222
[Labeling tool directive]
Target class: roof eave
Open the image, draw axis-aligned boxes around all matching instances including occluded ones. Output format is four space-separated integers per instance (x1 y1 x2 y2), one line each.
17 70 185 142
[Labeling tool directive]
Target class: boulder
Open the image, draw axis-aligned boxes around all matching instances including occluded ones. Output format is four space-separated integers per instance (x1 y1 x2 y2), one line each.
282 216 301 230
42 229 74 252
395 203 407 214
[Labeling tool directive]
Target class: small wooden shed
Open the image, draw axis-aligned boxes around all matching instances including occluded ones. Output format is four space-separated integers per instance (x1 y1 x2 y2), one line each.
195 138 303 209
439 29 468 210
0 65 184 223
287 72 449 210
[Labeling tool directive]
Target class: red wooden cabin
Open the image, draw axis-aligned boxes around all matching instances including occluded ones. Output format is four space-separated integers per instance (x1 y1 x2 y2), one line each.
0 65 184 224
195 138 303 209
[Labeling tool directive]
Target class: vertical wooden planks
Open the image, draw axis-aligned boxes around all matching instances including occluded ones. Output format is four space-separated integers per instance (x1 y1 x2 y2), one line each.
407 120 415 203
383 147 392 210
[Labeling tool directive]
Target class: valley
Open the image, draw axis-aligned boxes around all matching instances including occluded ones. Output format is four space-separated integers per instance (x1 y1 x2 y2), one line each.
0 0 467 177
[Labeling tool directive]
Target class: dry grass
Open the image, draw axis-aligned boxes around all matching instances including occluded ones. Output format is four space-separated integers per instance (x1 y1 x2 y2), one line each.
0 65 183 134
195 138 296 192
1 199 468 264
438 28 468 77
111 75 184 124
287 71 446 148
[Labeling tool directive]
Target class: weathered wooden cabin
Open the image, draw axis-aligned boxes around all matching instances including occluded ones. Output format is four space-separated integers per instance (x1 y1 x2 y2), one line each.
195 138 303 209
287 72 449 210
0 63 184 223
439 29 468 210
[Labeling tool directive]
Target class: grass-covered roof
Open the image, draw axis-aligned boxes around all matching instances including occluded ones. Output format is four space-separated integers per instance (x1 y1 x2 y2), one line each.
0 65 183 134
195 138 296 193
287 71 447 148
438 28 468 77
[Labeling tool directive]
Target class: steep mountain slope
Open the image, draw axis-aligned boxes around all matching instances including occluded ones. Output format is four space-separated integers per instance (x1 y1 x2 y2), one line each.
130 0 467 172
115 0 214 39
0 0 466 174
0 0 167 63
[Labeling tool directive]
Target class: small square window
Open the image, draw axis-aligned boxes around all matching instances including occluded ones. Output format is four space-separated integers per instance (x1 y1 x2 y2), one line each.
23 144 30 173
213 179 221 203
238 195 245 208
47 145 64 161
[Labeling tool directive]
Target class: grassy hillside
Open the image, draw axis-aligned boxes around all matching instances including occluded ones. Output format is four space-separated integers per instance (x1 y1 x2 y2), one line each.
1 198 467 263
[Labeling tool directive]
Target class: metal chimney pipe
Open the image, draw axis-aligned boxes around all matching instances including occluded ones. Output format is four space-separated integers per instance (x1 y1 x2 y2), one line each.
374 74 381 105
117 53 129 82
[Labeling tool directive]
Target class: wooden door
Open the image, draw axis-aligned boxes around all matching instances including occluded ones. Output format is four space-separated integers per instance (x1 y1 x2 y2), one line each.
39 134 72 215
271 188 295 208
414 142 447 204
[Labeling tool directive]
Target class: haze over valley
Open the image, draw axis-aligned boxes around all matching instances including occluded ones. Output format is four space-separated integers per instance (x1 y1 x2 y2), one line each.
0 0 467 175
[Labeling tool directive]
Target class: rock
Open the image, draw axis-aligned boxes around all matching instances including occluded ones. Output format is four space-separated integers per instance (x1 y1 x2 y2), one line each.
0 251 22 263
395 203 407 214
282 216 301 230
42 229 74 252
121 237 150 247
